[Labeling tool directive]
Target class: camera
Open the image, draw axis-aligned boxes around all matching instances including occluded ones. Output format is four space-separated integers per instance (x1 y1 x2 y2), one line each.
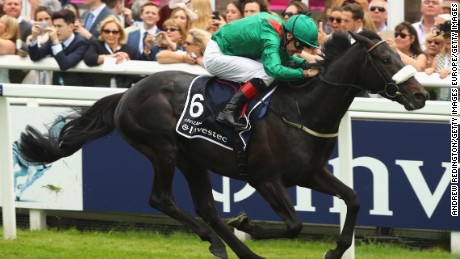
39 22 48 30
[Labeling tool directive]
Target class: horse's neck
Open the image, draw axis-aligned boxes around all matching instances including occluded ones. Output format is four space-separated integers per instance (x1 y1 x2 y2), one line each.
301 80 359 133
295 53 366 133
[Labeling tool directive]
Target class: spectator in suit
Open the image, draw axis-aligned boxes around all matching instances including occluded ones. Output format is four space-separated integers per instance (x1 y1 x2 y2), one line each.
29 9 91 86
126 2 161 61
77 0 115 40
0 14 20 83
341 3 364 35
84 16 138 88
3 0 32 42
368 0 387 32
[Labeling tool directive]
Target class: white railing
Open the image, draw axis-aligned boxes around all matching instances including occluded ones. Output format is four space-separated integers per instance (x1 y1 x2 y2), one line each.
0 56 456 257
0 55 452 87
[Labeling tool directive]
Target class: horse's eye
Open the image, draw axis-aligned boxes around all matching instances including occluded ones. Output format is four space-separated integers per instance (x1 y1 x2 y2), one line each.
381 58 391 64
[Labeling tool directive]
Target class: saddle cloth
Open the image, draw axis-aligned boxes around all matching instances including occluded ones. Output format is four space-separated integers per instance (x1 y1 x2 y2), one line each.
176 76 276 150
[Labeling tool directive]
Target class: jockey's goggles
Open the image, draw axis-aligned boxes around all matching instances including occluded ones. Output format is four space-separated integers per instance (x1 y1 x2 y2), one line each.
294 38 310 50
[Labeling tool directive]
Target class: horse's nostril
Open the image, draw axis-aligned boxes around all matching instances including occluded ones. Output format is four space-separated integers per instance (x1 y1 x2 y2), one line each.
414 92 428 102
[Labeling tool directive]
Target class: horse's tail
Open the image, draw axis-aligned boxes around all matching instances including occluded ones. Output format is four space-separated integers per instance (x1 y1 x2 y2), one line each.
19 93 124 164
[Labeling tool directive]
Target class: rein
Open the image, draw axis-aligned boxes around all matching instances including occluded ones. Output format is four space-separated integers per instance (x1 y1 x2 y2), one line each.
282 117 339 138
318 39 402 98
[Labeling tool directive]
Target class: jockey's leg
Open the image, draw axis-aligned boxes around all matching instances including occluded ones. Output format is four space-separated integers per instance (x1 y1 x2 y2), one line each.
216 78 266 130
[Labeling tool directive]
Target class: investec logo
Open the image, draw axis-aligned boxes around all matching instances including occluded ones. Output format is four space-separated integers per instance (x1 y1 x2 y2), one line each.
212 157 450 219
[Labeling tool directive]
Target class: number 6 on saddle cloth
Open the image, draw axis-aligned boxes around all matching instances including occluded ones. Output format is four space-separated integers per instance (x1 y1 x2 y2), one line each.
176 76 276 151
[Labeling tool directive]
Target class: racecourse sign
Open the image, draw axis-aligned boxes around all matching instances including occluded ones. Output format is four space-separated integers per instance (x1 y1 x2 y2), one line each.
82 120 455 231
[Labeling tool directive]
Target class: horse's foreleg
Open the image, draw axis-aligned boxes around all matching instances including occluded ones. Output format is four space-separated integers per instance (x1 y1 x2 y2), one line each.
180 165 264 259
147 160 227 258
231 179 303 239
302 168 360 259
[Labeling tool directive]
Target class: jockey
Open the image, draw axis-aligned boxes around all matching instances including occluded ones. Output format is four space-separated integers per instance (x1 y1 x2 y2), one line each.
204 13 319 130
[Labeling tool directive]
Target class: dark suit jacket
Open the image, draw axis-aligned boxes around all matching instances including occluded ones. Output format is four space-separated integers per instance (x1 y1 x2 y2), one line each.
83 38 139 87
126 29 161 61
80 6 115 39
19 19 32 42
29 33 91 86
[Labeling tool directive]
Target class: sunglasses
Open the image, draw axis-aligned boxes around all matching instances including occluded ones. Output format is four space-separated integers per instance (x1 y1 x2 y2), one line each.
369 6 386 12
427 40 442 45
184 41 196 46
282 11 297 18
102 29 120 35
163 27 179 32
328 17 342 23
394 32 411 39
294 38 309 50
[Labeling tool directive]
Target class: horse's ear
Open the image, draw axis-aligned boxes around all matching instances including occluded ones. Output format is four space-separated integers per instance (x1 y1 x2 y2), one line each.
349 31 373 48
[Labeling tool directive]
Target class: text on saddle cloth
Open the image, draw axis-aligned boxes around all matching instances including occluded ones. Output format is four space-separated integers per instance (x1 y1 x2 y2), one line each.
175 76 275 151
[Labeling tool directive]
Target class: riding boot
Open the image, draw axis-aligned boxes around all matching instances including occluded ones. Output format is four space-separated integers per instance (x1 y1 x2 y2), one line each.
217 78 266 130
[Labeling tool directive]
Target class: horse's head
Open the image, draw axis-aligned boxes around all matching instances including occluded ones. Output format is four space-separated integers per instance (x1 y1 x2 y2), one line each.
350 31 428 110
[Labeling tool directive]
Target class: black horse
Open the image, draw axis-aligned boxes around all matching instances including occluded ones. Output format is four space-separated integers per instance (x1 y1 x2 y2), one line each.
19 31 428 259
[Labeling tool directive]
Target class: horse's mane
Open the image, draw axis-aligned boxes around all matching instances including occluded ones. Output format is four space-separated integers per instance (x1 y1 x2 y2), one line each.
320 30 382 67
320 32 351 66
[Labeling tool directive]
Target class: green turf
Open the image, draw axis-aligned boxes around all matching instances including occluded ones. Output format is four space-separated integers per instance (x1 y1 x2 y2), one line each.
0 228 456 258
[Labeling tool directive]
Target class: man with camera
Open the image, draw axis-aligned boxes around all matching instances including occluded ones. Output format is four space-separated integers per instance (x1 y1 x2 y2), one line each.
29 9 91 86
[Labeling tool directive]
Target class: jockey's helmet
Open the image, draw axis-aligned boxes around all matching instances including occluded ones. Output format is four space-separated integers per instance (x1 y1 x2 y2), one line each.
283 14 319 49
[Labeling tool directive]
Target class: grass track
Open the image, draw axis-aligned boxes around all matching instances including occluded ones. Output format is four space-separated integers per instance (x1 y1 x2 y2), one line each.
0 228 457 259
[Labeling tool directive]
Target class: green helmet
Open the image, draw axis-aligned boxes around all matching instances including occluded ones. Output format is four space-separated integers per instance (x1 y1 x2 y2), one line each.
283 15 319 49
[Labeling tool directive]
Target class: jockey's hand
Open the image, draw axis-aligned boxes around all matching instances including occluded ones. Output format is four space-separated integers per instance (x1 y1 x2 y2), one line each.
305 68 319 78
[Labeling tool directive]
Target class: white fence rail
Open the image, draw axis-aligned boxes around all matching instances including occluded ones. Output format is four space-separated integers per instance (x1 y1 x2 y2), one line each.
0 56 456 257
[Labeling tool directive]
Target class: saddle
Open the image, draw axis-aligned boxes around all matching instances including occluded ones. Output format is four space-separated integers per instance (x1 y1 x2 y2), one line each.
176 76 276 175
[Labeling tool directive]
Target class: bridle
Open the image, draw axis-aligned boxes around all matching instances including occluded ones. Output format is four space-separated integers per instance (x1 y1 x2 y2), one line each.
319 39 414 98
364 40 402 98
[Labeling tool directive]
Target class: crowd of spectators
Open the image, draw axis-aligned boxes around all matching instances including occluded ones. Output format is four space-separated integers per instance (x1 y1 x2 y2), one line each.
0 0 455 100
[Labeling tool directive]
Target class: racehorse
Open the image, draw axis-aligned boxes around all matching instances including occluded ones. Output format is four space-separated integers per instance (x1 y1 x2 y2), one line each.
19 31 428 259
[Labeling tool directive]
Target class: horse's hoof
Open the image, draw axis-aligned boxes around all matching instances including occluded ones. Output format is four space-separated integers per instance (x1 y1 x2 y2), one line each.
227 212 248 228
209 243 228 259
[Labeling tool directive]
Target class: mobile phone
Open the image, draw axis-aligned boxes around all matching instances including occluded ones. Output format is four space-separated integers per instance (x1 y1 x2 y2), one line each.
212 11 220 20
40 22 48 30
154 34 163 42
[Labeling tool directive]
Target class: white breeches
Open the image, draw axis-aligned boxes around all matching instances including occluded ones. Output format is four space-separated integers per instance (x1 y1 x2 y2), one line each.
203 39 274 86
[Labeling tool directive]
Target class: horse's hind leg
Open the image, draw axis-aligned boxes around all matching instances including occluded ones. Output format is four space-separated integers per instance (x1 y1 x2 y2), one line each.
179 161 264 259
229 179 303 239
146 157 228 258
301 168 360 259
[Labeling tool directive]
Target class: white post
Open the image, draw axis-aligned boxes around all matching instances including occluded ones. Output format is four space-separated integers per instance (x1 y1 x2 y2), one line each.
338 112 355 259
387 0 405 30
0 96 17 239
451 231 460 254
29 209 47 231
